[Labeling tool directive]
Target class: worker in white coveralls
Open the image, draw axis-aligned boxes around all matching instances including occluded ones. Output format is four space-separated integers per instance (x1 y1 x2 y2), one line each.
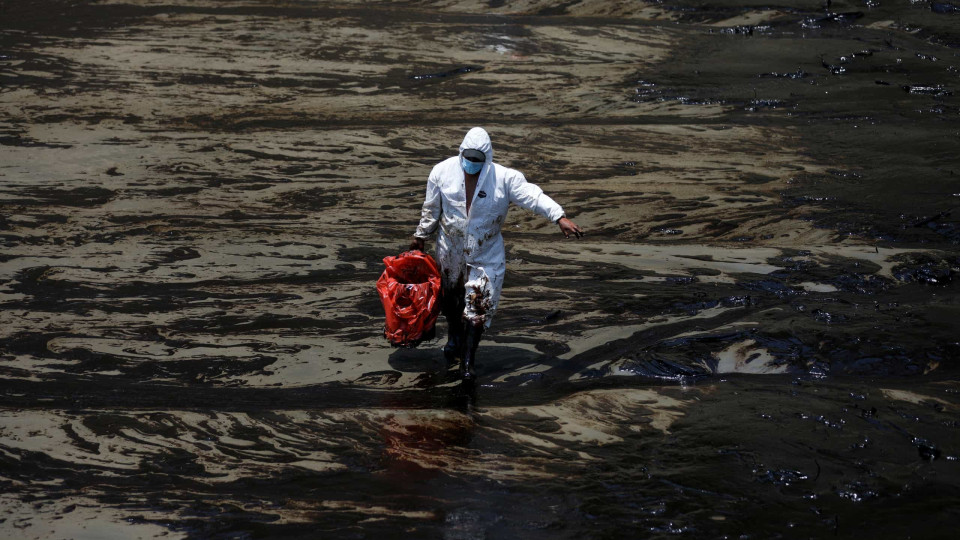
410 127 583 382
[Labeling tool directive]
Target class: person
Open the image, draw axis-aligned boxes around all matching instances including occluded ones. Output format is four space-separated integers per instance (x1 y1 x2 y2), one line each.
410 127 582 382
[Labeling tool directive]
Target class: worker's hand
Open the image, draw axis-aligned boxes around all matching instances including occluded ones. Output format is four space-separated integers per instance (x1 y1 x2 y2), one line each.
557 217 583 239
409 236 425 252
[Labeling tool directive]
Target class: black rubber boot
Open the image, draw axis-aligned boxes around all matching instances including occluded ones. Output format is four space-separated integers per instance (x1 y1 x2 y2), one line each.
442 321 462 363
441 286 465 363
460 322 483 382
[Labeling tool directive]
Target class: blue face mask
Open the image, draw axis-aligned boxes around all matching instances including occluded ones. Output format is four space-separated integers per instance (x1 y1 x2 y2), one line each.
460 155 483 175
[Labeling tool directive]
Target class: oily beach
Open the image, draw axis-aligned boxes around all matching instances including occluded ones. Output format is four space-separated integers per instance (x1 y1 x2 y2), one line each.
1 1 959 538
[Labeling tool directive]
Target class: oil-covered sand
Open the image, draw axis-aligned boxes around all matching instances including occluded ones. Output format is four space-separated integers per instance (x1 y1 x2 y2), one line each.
2 0 959 537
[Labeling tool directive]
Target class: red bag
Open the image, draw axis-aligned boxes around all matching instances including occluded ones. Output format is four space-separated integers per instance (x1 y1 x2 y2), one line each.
377 251 442 346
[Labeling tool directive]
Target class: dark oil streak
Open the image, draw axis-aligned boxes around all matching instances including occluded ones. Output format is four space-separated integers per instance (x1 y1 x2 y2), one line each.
2 1 719 33
0 372 692 411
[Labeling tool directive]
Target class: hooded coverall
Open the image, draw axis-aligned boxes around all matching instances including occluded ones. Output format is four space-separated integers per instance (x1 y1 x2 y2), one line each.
414 127 565 327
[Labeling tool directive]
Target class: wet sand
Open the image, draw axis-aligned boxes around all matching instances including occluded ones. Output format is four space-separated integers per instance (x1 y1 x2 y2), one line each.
2 0 959 537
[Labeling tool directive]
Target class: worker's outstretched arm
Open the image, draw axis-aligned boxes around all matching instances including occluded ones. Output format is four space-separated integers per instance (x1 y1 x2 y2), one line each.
508 172 582 238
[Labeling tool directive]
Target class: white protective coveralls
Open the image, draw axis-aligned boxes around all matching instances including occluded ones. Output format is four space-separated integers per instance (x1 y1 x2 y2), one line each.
414 127 565 327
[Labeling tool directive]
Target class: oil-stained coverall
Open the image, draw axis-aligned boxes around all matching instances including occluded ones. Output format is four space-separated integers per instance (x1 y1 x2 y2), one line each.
415 127 565 325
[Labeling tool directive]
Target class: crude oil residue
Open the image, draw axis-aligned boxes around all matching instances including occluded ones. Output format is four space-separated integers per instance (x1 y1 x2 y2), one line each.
1 0 959 538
